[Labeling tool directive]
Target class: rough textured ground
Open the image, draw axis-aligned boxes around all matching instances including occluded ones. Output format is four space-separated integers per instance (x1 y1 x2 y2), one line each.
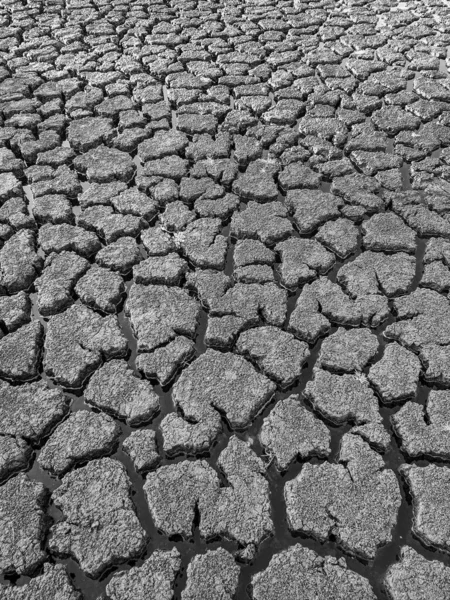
1 0 450 598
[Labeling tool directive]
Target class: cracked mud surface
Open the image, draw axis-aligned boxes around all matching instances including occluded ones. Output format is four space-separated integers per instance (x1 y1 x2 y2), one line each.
2 0 450 597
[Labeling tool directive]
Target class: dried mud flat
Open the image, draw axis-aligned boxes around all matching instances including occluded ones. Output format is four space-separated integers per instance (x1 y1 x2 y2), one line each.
2 0 450 598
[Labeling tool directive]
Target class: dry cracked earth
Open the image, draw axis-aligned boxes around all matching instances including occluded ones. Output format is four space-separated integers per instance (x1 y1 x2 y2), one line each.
3 0 450 598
